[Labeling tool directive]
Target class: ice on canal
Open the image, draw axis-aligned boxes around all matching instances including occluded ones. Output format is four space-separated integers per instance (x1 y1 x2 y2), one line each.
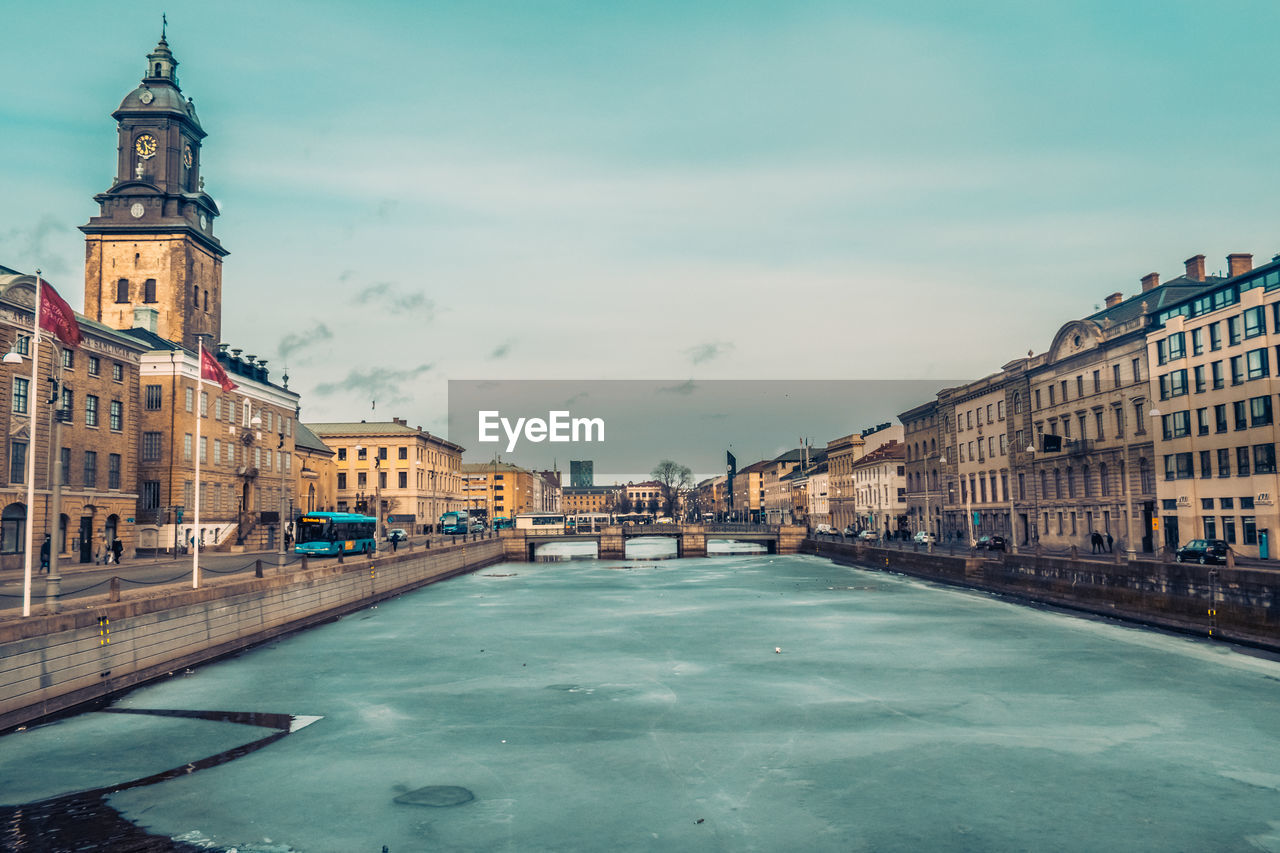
3 553 1280 852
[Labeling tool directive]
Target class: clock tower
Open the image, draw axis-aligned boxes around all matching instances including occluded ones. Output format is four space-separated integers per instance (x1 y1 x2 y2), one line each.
81 32 227 350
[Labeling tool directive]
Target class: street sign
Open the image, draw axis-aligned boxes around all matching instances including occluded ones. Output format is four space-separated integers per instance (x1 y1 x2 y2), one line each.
126 517 134 523
1152 518 1160 531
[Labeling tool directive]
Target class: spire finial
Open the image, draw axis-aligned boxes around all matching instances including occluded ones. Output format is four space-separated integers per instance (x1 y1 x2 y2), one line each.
162 13 167 41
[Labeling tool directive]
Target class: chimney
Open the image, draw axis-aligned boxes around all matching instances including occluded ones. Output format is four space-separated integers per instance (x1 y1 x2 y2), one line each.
1184 254 1205 281
1227 253 1254 278
1104 292 1123 308
1140 273 1159 292
132 306 159 333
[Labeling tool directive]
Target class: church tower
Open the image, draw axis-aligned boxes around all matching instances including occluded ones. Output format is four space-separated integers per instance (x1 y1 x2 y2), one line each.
80 30 227 350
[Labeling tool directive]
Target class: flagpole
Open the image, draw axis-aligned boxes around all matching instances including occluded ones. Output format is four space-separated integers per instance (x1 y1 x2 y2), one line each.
21 272 43 617
193 340 202 589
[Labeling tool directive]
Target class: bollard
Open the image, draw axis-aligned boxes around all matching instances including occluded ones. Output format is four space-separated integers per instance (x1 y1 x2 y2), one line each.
426 536 431 549
1070 545 1078 560
338 549 344 564
110 576 121 602
255 559 264 578
301 556 309 572
44 572 62 614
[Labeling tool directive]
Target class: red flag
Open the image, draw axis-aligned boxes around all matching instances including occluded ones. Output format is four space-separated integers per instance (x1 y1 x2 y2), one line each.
200 344 238 391
37 278 82 349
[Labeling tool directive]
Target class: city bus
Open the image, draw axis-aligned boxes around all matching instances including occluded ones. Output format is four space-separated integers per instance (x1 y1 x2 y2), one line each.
514 512 567 533
440 510 472 535
568 513 610 532
294 511 377 556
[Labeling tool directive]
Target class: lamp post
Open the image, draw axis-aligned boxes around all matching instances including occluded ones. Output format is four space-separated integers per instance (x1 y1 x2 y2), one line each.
1145 406 1171 559
1026 445 1038 547
923 454 946 552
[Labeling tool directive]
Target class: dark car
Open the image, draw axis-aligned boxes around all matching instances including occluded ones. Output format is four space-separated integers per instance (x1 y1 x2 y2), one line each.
975 535 1006 551
1175 539 1228 564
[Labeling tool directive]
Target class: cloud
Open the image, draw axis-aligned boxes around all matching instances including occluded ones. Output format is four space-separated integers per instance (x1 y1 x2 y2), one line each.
658 380 697 396
353 281 436 317
278 322 334 361
685 341 733 364
0 215 74 277
313 363 434 406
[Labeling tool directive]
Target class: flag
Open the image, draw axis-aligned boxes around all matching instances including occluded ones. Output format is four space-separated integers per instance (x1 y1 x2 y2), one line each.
200 344 237 391
38 278 82 349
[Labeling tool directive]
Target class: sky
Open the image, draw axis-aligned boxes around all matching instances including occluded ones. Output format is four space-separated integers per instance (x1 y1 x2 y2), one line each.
2 1 1278 473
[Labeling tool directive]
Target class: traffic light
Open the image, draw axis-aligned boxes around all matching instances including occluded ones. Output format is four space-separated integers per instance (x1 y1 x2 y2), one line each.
175 506 185 523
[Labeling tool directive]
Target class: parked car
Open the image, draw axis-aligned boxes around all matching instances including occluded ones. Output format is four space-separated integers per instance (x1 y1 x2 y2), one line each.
814 523 838 535
1175 538 1228 564
843 526 857 537
858 530 879 541
975 535 1007 551
386 528 408 543
913 531 937 544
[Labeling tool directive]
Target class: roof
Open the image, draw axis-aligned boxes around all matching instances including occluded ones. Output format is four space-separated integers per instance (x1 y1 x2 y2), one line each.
461 461 530 474
293 422 333 456
1084 274 1225 327
852 440 904 467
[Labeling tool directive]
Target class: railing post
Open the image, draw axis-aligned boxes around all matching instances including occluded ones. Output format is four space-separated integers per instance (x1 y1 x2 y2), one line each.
255 559 264 578
109 576 121 602
301 556 309 572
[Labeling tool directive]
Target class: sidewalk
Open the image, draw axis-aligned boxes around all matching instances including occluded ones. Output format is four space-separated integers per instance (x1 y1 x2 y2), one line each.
0 549 291 584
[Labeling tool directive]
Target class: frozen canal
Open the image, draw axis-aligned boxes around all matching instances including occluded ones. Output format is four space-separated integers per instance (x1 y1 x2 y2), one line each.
3 553 1280 852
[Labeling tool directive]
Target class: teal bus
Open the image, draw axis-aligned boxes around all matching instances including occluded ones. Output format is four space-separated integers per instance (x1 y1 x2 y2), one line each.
440 510 471 535
294 511 377 556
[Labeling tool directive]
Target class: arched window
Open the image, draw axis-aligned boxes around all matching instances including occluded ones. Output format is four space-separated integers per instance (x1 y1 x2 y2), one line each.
203 289 209 311
193 284 199 307
144 279 157 303
1139 457 1152 493
154 62 162 76
116 279 129 303
1054 469 1062 499
1082 465 1092 497
1 503 26 555
1100 462 1111 496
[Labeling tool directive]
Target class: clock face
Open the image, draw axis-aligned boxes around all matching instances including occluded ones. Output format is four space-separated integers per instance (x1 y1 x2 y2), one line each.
130 202 145 219
200 214 207 230
135 134 158 159
138 89 154 105
183 145 193 168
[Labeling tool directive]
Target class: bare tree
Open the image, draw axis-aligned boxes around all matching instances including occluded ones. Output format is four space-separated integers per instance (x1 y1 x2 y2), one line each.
651 460 693 517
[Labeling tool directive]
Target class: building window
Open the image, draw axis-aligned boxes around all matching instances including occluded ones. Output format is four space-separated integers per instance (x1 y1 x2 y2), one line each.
357 447 367 461
1244 306 1266 339
1162 411 1190 440
83 451 97 489
1199 450 1212 479
1193 365 1206 393
378 447 388 461
185 387 194 412
184 433 193 462
200 435 208 464
115 279 129 303
337 472 347 489
379 472 387 489
141 480 161 509
108 453 121 489
1246 348 1270 380
85 395 99 427
1217 448 1231 478
145 384 162 410
11 377 28 414
357 472 367 488
88 356 100 376
1250 395 1273 427
1163 454 1193 481
398 446 408 460
200 391 209 417
1132 358 1142 382
1228 315 1243 346
110 400 123 431
1191 328 1204 356
1234 400 1248 431
60 447 71 487
1211 361 1224 389
1243 516 1258 545
1237 446 1251 477
9 441 27 484
61 349 74 369
398 471 408 488
142 432 162 461
1254 444 1276 475
337 447 346 461
112 362 123 382
1222 516 1237 544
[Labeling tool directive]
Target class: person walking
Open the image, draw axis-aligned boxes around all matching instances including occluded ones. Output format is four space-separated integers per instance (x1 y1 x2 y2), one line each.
111 536 124 565
40 535 50 573
1106 532 1114 553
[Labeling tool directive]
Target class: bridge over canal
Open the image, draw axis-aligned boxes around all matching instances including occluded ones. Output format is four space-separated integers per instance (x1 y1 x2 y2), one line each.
500 523 808 561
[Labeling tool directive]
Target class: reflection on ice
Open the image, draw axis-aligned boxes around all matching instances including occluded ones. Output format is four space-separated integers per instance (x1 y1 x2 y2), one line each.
707 538 767 555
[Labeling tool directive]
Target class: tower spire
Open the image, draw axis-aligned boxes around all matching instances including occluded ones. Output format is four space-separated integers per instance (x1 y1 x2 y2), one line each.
162 13 167 41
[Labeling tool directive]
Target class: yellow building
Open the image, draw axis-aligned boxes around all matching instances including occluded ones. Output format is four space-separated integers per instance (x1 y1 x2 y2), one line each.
294 422 337 517
462 461 544 521
310 420 464 536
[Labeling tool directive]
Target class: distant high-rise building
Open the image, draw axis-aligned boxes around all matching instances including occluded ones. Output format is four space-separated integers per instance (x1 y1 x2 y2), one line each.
570 460 594 488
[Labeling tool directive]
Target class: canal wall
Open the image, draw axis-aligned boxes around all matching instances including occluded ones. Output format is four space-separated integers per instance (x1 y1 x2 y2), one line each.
0 538 503 731
811 540 1280 651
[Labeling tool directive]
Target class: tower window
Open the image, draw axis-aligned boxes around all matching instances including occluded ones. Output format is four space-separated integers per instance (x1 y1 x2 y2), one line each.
116 279 129 303
204 289 209 312
155 62 162 76
193 284 199 307
144 279 157 303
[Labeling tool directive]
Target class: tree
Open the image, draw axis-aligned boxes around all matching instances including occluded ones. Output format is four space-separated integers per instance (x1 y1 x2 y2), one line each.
651 460 693 517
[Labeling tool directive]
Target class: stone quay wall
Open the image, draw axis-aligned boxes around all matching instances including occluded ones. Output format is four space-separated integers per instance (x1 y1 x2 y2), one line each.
810 539 1279 652
0 539 503 731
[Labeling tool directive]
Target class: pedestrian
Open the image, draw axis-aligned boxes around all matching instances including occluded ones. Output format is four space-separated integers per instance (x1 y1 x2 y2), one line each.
40 535 50 573
112 536 123 565
1106 532 1114 553
1091 532 1102 553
